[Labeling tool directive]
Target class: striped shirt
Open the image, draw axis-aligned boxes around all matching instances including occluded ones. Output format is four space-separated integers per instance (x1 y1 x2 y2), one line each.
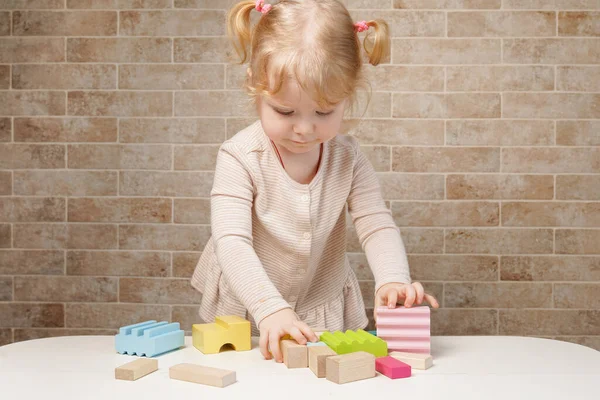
191 120 411 334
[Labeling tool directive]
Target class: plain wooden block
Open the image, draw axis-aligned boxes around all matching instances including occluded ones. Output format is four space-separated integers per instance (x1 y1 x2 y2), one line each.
326 351 376 384
169 363 236 388
309 345 336 378
389 351 433 370
281 339 307 369
115 358 158 381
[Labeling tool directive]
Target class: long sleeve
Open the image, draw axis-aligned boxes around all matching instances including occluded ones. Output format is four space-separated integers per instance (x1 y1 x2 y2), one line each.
346 146 412 294
210 142 291 325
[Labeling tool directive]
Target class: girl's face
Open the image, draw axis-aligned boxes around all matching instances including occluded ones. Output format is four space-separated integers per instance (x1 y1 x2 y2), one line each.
256 78 348 155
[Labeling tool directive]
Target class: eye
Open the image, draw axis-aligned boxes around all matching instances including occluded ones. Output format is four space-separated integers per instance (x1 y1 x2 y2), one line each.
316 110 334 117
274 108 294 116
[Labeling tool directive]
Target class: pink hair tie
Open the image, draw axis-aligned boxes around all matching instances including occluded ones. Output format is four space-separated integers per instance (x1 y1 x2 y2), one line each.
354 20 369 33
255 0 272 14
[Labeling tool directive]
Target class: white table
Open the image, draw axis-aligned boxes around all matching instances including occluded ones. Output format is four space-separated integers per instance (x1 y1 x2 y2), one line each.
1 336 599 399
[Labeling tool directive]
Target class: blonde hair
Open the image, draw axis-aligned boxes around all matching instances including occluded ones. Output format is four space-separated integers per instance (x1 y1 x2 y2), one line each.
227 0 390 119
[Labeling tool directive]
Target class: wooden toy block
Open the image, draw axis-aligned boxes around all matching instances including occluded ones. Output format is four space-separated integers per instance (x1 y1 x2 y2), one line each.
115 320 184 357
169 363 236 388
281 339 307 368
309 345 336 378
307 341 327 347
326 351 376 384
115 358 158 381
389 351 433 370
192 315 251 354
319 329 387 357
376 306 431 354
376 356 411 379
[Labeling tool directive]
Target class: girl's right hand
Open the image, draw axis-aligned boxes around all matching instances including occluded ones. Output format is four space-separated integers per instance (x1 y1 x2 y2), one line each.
258 308 318 363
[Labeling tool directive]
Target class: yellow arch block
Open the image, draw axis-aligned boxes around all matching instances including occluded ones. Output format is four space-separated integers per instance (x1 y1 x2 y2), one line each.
192 315 251 354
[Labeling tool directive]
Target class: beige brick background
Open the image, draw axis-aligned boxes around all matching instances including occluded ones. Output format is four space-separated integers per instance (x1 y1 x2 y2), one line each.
0 0 598 350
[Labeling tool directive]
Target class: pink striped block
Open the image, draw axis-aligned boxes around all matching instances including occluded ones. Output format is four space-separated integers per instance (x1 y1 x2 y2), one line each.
376 306 431 354
376 356 411 379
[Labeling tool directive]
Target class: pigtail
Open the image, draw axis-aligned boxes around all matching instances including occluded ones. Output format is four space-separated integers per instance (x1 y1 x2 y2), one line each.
362 19 390 66
227 1 257 64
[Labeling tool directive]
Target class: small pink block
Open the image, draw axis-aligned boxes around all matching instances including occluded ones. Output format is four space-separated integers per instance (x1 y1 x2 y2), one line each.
376 356 411 379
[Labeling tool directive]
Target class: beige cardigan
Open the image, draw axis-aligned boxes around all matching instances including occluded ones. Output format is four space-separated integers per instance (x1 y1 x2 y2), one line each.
191 120 411 334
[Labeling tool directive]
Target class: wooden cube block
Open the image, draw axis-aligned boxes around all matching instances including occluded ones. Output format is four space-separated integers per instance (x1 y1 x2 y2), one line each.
281 339 307 368
115 358 158 381
326 351 376 384
376 356 411 379
169 363 236 388
309 345 336 378
389 351 433 370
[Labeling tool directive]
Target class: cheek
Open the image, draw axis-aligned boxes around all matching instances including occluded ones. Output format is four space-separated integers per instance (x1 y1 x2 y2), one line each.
262 115 289 140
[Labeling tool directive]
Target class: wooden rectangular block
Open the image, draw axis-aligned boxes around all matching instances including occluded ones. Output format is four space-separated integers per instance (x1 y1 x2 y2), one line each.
169 363 236 388
115 358 158 381
309 345 336 378
376 356 411 379
326 351 376 384
389 351 433 370
281 339 307 369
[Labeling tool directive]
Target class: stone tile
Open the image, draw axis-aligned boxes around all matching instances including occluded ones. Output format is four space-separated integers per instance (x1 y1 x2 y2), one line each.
13 328 117 342
0 172 11 196
13 65 116 90
361 146 390 172
502 0 600 9
0 197 65 223
0 38 65 63
14 171 117 196
557 66 600 92
393 93 501 118
554 284 600 309
559 11 600 36
503 93 600 119
0 144 65 169
13 11 117 36
392 147 500 172
65 303 170 328
175 91 253 117
499 310 599 336
68 0 171 8
0 224 11 248
445 282 552 308
172 252 201 278
120 10 225 36
174 145 219 170
119 277 203 304
432 309 497 335
449 11 555 36
377 173 445 200
68 38 171 63
68 91 172 117
349 10 445 37
0 329 11 346
120 118 225 144
502 202 599 227
14 118 117 142
501 256 600 281
119 64 224 90
556 229 600 254
174 37 233 63
0 250 64 275
446 120 554 146
0 65 9 88
393 38 501 64
14 276 118 302
447 66 554 91
503 38 600 64
173 199 211 224
68 198 172 223
350 119 444 146
68 144 172 169
447 174 554 200
67 251 170 277
502 148 599 173
0 118 10 142
394 0 501 8
408 255 499 281
391 201 499 226
172 305 203 332
0 303 64 328
13 223 118 250
119 224 211 251
0 92 66 116
556 176 600 200
445 228 554 254
556 121 600 146
0 277 12 301
120 171 213 197
364 65 444 91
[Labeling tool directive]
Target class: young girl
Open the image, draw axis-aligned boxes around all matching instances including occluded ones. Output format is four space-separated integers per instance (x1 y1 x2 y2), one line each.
191 0 439 363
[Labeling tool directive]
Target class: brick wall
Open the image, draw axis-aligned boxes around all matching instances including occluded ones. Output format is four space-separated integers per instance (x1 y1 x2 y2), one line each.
0 0 598 350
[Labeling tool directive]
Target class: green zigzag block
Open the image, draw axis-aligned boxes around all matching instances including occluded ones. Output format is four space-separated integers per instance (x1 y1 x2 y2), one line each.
319 329 387 357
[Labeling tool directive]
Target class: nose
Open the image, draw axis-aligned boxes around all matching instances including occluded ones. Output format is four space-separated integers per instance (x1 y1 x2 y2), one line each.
293 119 315 137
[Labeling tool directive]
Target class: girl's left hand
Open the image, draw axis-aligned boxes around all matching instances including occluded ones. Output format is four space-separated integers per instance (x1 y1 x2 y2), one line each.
374 282 440 321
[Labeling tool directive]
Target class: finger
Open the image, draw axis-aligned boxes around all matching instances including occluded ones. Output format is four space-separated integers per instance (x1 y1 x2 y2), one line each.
404 285 416 307
269 330 284 363
387 289 398 308
294 321 318 342
424 293 440 308
412 282 425 305
259 330 271 360
287 325 307 345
